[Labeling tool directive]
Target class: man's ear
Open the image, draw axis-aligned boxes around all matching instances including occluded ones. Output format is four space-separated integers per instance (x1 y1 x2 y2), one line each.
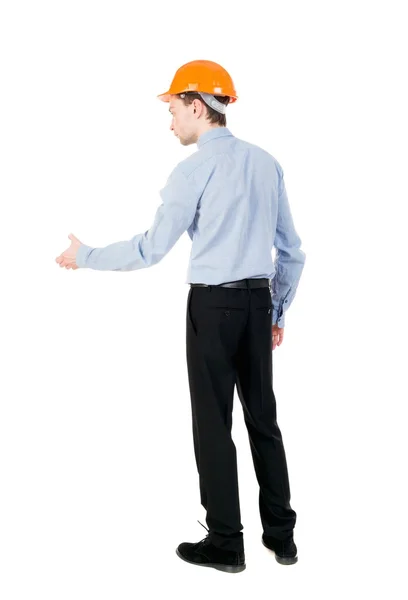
193 98 203 116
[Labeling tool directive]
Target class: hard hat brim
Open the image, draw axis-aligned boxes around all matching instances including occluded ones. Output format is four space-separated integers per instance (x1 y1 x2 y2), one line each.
157 92 171 102
158 91 237 104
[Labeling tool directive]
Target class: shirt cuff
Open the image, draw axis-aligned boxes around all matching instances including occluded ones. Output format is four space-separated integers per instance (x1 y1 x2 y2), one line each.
272 305 285 328
76 244 94 268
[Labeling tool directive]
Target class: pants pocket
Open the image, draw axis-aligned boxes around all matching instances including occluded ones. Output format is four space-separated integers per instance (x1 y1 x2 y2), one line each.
256 306 272 314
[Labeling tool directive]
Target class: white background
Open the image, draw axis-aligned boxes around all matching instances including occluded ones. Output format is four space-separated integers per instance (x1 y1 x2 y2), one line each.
1 0 407 598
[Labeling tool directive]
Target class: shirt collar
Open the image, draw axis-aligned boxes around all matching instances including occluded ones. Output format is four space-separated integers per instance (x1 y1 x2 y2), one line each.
197 127 233 149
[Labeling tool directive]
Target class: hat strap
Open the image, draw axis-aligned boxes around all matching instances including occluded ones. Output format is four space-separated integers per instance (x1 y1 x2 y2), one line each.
197 92 227 114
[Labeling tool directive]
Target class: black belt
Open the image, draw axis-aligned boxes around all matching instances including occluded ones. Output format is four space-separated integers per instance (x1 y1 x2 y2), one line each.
190 278 271 289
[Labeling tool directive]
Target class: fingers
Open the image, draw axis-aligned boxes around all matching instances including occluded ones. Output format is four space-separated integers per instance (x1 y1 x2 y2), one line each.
55 256 77 269
272 327 284 350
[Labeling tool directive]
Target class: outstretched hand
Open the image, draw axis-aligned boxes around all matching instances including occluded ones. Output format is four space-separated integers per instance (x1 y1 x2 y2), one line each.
272 324 284 350
55 233 83 270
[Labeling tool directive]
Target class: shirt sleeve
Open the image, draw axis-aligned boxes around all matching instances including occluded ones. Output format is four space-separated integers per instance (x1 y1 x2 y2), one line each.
75 165 200 271
270 163 306 328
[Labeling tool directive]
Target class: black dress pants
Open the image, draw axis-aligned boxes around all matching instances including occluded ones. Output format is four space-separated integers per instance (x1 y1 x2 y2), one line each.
186 278 296 552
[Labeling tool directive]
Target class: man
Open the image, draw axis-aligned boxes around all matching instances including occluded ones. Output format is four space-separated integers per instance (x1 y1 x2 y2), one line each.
55 59 306 574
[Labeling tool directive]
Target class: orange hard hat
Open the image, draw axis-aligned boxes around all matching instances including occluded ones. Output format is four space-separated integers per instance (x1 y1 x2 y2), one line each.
158 60 238 103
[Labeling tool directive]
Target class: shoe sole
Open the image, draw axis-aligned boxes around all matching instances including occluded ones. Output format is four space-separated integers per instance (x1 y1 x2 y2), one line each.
261 539 298 565
175 548 246 573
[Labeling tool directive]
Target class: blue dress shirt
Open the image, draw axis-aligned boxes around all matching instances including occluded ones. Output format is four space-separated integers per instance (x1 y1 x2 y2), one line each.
75 127 306 327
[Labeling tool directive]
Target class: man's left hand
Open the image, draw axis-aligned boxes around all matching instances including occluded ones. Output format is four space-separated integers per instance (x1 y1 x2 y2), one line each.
55 233 83 270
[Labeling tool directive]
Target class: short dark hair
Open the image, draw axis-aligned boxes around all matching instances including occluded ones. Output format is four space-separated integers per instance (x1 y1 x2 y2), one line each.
178 92 230 126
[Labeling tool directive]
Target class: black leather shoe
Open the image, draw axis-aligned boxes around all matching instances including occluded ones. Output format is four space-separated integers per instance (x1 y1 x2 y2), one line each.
262 533 298 565
176 521 246 574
